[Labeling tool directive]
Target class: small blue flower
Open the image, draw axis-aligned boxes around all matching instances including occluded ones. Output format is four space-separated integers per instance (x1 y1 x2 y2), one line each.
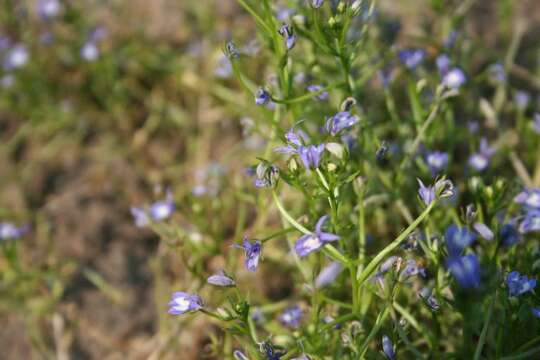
215 54 232 78
311 0 324 8
37 0 62 20
532 307 540 319
325 111 360 136
446 254 481 289
417 178 435 206
255 88 271 105
279 305 302 328
532 113 540 134
468 138 496 172
295 215 340 257
514 188 540 209
379 256 401 274
425 151 449 174
519 209 540 233
398 48 425 70
259 342 287 360
306 85 329 101
507 271 536 297
315 261 343 288
253 163 279 188
445 224 477 256
130 207 149 228
473 222 494 241
278 24 296 51
207 271 236 287
0 222 29 240
382 335 395 360
233 350 249 360
3 44 28 70
81 41 99 61
500 224 520 246
234 237 262 272
442 68 466 89
419 287 440 311
436 54 450 75
168 292 203 315
400 259 426 279
298 144 325 169
149 191 175 221
515 90 530 110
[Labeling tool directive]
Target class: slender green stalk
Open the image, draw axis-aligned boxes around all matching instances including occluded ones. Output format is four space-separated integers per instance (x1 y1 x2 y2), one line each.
474 293 496 360
359 306 391 358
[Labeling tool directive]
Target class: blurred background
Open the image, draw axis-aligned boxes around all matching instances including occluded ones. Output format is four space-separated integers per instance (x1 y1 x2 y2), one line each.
0 0 539 359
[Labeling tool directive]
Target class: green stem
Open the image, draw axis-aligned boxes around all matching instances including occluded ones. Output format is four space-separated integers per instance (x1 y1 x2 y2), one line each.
359 306 391 358
473 292 496 360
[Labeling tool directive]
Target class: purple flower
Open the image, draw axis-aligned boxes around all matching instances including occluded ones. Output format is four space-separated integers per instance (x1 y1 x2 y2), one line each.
419 287 440 311
473 222 494 241
532 113 540 134
325 111 360 136
306 84 329 101
468 138 496 172
507 271 536 297
519 210 540 233
446 254 481 289
295 215 340 257
37 0 62 20
233 350 250 360
130 207 150 228
515 90 530 110
311 0 324 8
488 63 506 83
81 42 99 61
417 178 455 206
398 48 425 70
382 335 395 360
0 223 29 240
279 305 302 328
278 24 296 50
442 68 466 89
234 237 262 272
207 271 236 287
315 262 343 288
298 144 325 169
532 307 540 319
379 256 401 274
168 292 203 315
514 188 540 210
255 88 271 105
436 54 450 75
500 224 520 246
3 44 28 70
417 178 436 206
149 191 175 221
425 151 449 174
215 54 232 78
445 224 476 256
400 259 426 279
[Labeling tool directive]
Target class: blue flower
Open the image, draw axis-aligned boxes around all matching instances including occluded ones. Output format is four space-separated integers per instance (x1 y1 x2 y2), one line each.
514 188 540 210
311 0 324 8
519 210 540 233
417 178 436 206
3 44 28 70
445 224 476 256
278 24 296 51
473 222 494 241
446 254 481 289
315 261 343 288
81 41 99 61
253 163 279 188
295 215 340 257
233 350 249 360
148 191 175 221
0 222 29 241
515 90 530 110
207 271 236 287
500 224 520 246
259 342 287 360
533 113 540 134
325 111 360 136
436 54 450 75
442 68 466 89
37 0 62 20
306 84 329 101
419 287 440 311
130 207 150 228
400 259 426 279
298 144 325 169
398 48 425 70
234 237 262 272
425 151 449 174
382 335 395 359
532 307 540 319
507 271 536 297
255 88 271 105
279 305 302 328
468 138 496 172
168 292 203 315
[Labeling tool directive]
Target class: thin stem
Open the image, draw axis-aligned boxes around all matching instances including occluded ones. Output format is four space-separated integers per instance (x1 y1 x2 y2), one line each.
474 292 496 360
359 306 391 358
271 189 310 234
